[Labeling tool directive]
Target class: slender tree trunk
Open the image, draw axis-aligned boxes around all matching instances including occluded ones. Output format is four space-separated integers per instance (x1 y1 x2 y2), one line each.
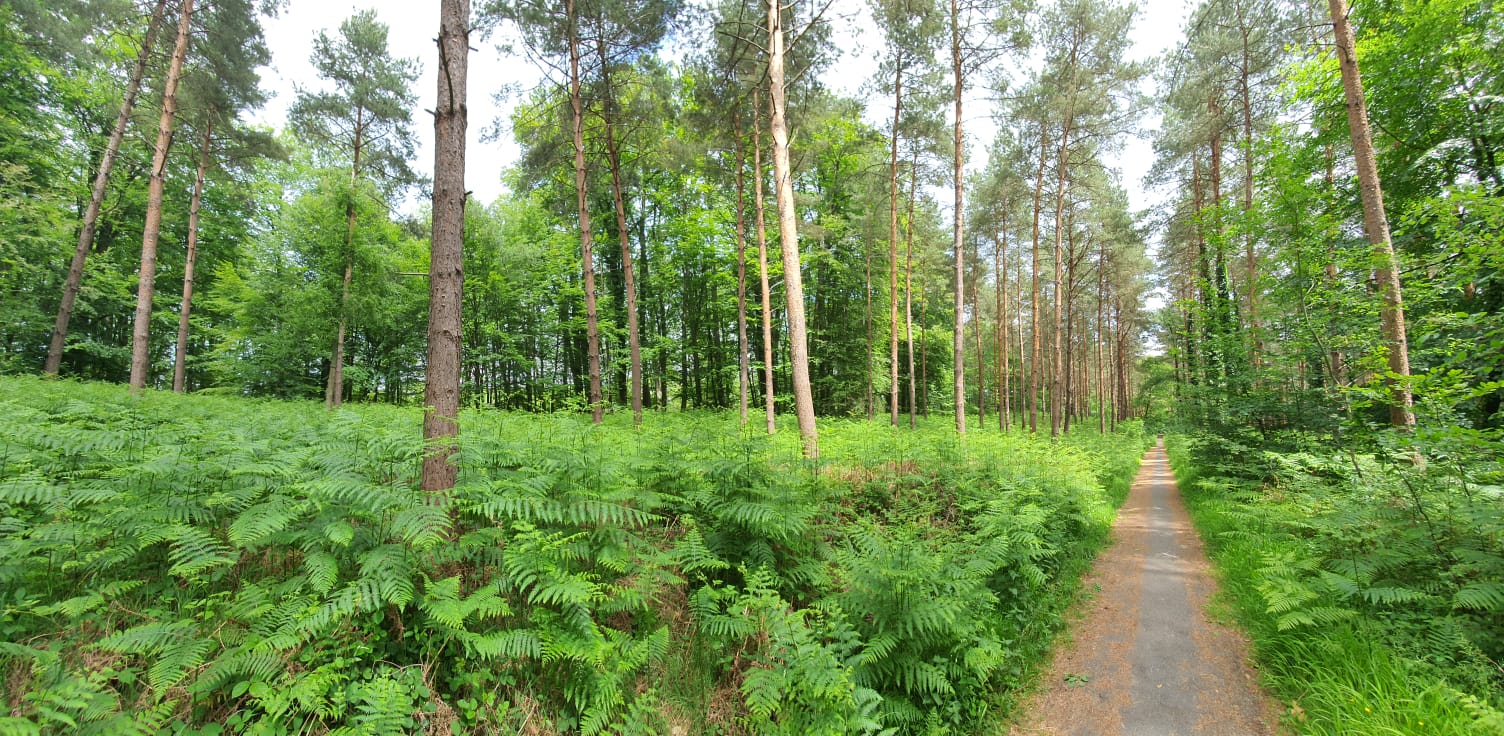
905 155 919 428
1051 123 1072 436
421 0 468 493
48 0 169 376
1240 25 1260 367
1097 232 1107 433
1030 124 1046 432
734 114 751 426
600 47 643 426
996 227 1007 431
1016 249 1026 430
1323 145 1344 385
767 0 817 457
888 57 905 427
173 118 212 393
972 263 985 428
128 0 193 393
1328 0 1413 428
754 89 777 434
327 112 364 410
865 190 874 421
567 0 604 423
950 0 966 435
920 266 929 417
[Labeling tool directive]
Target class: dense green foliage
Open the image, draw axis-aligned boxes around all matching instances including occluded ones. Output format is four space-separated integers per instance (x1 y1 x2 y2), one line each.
1165 433 1504 735
0 376 1147 734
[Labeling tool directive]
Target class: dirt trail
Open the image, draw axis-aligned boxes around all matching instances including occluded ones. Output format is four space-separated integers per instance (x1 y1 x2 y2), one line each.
1010 440 1280 736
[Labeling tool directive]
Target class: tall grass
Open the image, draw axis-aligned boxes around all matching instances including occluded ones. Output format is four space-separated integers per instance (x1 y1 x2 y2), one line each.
1166 435 1504 736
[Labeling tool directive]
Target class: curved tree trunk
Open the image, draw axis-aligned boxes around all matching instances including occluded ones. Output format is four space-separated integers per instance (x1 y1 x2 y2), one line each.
47 0 169 376
421 0 468 493
128 0 194 393
173 118 213 393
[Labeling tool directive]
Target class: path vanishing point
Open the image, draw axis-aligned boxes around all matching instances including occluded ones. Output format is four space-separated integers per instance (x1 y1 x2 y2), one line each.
1011 440 1280 736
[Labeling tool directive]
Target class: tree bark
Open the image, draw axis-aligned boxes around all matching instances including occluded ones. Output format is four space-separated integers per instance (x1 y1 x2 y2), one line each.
767 0 818 457
327 110 364 410
905 152 919 428
128 0 193 393
753 89 777 434
1051 123 1071 436
1328 0 1413 428
567 0 604 423
1030 124 1047 433
734 113 751 426
48 0 169 376
422 0 468 493
996 224 1007 431
599 43 643 426
1097 228 1107 433
173 118 213 393
888 56 905 427
950 0 965 435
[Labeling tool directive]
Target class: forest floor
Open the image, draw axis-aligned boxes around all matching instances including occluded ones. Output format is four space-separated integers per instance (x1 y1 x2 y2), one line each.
1009 441 1282 736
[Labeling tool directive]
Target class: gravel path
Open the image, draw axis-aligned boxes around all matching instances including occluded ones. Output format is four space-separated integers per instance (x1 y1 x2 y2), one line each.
1010 440 1280 736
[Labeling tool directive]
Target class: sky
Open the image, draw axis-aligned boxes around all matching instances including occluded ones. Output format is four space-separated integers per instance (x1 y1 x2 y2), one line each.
249 0 1191 220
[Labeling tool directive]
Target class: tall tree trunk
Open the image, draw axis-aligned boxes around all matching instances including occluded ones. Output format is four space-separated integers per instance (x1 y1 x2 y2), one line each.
920 266 929 417
1096 231 1107 433
422 0 468 493
327 110 364 410
888 56 905 426
1030 124 1047 432
865 183 874 421
767 0 818 457
996 227 1007 431
128 0 193 393
1240 23 1260 367
1328 0 1413 428
905 154 919 428
48 0 169 376
950 0 966 435
1323 145 1344 385
754 89 777 434
173 118 212 393
972 261 985 428
734 114 751 426
1051 123 1072 436
600 46 643 426
567 0 604 423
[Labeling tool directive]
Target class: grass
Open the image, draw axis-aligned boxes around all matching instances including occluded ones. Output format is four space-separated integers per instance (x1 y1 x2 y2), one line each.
1165 435 1504 736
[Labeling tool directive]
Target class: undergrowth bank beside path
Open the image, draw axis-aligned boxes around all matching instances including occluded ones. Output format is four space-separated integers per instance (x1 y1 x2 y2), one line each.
0 376 1147 735
1166 434 1504 736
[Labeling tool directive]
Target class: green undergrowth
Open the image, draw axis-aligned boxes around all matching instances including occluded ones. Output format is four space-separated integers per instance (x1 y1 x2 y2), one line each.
1166 433 1504 736
0 375 1146 735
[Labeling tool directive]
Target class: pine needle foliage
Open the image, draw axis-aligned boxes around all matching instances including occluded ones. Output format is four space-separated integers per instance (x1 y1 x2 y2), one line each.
0 377 1147 734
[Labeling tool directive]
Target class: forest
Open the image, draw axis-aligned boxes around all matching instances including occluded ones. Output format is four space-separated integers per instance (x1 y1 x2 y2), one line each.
0 0 1500 733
